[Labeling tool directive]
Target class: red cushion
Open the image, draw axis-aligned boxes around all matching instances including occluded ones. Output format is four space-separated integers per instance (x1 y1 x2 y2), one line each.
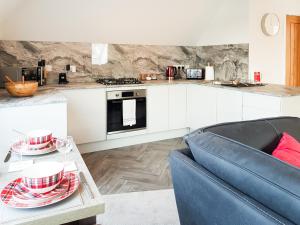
272 132 300 168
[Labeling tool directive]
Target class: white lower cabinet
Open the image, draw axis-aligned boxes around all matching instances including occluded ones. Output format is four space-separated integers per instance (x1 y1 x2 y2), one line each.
147 86 169 133
243 106 280 120
169 85 187 130
217 89 243 123
187 85 217 131
62 89 106 144
242 93 281 120
0 103 67 161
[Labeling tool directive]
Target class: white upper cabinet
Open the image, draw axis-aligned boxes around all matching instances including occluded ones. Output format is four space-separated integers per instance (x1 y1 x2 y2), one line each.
62 89 106 144
169 85 187 130
187 85 217 131
147 85 169 133
216 88 243 123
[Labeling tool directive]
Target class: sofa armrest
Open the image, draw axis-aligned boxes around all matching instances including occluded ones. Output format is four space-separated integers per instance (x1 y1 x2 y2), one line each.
169 150 294 225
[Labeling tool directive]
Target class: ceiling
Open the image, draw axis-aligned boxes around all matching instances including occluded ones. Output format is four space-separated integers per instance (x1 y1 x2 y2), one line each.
0 0 249 46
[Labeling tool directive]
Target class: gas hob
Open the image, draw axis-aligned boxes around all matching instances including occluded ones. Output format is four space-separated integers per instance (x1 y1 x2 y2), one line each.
96 78 143 85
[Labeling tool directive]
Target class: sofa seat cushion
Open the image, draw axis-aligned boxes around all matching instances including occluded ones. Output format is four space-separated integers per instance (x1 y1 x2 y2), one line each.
273 132 300 168
187 132 300 225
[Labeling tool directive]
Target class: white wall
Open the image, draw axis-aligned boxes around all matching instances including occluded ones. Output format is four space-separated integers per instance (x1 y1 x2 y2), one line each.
0 0 249 46
249 0 300 84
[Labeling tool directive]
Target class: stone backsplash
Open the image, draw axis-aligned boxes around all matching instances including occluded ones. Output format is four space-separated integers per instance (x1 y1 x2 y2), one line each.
0 40 248 83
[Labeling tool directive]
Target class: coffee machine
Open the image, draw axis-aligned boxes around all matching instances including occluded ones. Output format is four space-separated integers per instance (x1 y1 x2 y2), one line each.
37 59 46 86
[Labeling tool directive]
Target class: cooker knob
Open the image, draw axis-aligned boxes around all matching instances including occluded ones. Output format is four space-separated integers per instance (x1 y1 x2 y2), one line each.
116 94 120 97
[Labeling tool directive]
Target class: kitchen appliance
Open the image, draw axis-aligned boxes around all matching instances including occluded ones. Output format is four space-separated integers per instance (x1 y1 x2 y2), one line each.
186 68 204 80
205 63 215 81
96 78 143 85
0 67 22 88
166 66 177 80
59 73 69 84
37 59 46 86
22 67 38 81
107 89 146 134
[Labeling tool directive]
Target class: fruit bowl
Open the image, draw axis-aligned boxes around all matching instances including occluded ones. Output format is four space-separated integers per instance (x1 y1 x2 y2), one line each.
5 81 38 97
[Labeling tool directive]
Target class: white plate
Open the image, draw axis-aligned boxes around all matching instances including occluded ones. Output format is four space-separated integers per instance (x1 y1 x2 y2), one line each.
29 141 50 149
1 172 79 209
11 140 56 156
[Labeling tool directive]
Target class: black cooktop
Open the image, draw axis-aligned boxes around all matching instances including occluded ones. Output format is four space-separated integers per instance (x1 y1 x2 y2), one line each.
96 78 143 85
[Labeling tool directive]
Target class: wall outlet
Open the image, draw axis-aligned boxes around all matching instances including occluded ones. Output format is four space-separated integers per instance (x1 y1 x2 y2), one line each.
173 65 185 69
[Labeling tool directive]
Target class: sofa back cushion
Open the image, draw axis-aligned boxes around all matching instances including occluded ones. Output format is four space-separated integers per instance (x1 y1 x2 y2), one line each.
268 117 300 142
186 117 300 154
187 132 300 225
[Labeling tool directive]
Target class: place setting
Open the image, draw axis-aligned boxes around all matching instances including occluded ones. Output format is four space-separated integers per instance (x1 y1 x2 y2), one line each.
1 130 82 210
1 161 80 209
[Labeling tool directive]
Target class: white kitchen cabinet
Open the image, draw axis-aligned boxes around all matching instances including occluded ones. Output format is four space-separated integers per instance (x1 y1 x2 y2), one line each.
217 89 243 123
243 106 280 120
281 96 300 117
187 85 217 131
147 85 169 133
169 85 187 130
0 103 67 161
242 93 281 120
62 89 106 144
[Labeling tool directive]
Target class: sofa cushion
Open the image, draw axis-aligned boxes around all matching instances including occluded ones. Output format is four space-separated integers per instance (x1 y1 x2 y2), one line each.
186 119 280 154
187 132 300 225
268 117 300 142
272 132 300 168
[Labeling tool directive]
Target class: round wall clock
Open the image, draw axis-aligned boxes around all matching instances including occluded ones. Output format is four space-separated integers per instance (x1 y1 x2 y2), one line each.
261 13 280 36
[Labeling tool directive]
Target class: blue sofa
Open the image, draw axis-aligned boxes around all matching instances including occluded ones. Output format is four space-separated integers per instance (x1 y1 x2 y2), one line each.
169 117 300 225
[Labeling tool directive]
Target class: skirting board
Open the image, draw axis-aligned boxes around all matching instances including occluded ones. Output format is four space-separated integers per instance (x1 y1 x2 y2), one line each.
78 128 189 154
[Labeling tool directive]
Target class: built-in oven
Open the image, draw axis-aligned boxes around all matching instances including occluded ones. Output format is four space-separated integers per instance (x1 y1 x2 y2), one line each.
107 89 147 134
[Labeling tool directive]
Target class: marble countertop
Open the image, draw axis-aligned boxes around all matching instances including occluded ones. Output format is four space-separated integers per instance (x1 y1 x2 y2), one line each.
0 89 67 108
45 80 300 97
1 80 300 109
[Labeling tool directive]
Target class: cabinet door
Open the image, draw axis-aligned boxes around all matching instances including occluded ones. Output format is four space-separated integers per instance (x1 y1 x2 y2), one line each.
242 93 281 120
169 85 187 130
187 85 217 131
0 103 67 163
147 86 169 133
217 89 243 123
62 89 106 144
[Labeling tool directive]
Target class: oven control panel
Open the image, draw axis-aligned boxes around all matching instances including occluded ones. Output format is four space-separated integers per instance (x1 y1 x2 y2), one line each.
107 89 146 100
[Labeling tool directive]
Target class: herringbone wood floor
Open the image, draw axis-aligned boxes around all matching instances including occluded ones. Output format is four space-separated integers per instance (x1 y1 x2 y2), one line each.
83 138 187 194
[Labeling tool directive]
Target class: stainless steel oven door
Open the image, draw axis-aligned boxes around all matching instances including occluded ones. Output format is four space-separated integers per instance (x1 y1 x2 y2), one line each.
106 90 147 134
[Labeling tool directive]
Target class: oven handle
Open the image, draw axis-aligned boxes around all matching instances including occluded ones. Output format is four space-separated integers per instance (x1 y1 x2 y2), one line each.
108 98 146 104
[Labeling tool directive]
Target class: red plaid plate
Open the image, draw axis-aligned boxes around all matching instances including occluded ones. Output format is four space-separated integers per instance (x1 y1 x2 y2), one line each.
1 172 79 209
11 138 57 156
13 175 69 204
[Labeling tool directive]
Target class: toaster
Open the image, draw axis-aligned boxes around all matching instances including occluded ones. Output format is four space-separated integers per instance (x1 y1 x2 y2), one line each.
186 68 204 80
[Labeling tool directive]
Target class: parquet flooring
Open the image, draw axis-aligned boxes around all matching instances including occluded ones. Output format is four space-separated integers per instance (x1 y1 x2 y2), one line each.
82 138 187 194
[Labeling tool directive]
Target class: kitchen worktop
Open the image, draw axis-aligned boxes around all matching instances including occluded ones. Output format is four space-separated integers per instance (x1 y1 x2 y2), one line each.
0 89 67 108
45 80 300 97
1 80 300 108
